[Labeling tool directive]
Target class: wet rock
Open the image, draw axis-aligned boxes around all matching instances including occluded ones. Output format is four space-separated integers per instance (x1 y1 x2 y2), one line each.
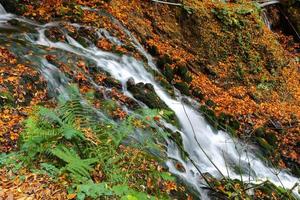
199 64 218 77
174 82 190 96
127 78 169 110
267 118 283 131
78 27 98 44
254 126 277 147
103 77 122 90
191 88 204 100
205 99 216 108
253 127 277 155
282 155 300 177
45 27 65 43
157 54 172 70
200 105 218 128
254 127 265 137
170 131 183 149
162 64 174 82
174 64 192 83
218 112 240 135
148 44 159 57
175 162 186 173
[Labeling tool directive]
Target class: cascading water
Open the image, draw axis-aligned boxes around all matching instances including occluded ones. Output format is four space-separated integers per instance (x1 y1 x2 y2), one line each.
262 10 271 29
0 5 299 199
0 4 6 14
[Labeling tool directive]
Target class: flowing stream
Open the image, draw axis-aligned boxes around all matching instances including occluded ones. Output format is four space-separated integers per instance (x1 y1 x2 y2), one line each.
0 5 299 199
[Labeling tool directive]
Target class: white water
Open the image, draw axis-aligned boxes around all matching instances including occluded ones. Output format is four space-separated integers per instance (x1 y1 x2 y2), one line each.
0 5 299 199
262 10 271 29
0 4 6 14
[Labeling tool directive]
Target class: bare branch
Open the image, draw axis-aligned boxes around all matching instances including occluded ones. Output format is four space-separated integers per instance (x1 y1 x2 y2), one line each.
151 0 182 6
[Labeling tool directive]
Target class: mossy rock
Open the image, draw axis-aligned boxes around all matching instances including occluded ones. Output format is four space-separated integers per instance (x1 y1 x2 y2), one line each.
174 64 188 76
200 105 218 128
205 99 216 108
254 127 277 147
67 29 91 48
78 27 98 44
127 78 169 110
45 27 65 43
76 37 90 48
282 155 300 177
148 44 159 57
103 77 122 90
255 181 298 200
218 112 240 136
170 131 184 150
162 64 174 82
174 82 190 96
191 88 204 100
254 127 266 137
157 54 172 69
174 65 192 83
264 132 277 146
256 137 274 155
0 90 14 107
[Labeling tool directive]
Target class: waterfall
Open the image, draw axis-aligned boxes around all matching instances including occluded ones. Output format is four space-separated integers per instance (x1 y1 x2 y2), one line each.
262 10 271 29
0 3 6 14
0 8 299 199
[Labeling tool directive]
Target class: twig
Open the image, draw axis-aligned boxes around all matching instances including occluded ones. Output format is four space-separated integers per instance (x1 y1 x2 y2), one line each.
289 183 299 192
259 0 280 7
181 101 226 178
151 0 182 6
174 140 214 189
278 6 300 41
243 180 269 192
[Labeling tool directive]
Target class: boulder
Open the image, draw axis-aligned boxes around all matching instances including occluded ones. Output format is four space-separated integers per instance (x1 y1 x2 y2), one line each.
127 78 169 110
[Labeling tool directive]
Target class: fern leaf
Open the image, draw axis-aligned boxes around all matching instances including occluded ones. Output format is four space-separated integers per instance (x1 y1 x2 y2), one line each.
51 146 97 178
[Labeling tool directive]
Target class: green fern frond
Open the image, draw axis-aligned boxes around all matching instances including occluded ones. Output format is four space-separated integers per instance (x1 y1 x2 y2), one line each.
51 146 97 178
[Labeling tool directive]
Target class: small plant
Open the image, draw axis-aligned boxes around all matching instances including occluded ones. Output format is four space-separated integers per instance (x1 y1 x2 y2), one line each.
1 85 175 199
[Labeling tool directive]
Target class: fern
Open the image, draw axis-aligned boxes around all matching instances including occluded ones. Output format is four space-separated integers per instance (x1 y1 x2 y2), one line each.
76 183 157 200
51 146 97 179
17 84 174 199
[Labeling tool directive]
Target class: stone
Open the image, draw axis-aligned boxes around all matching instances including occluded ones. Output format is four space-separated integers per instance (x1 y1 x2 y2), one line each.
127 78 169 110
174 82 190 96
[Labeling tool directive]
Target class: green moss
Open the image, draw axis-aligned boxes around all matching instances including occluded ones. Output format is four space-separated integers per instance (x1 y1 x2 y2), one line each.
254 127 266 137
174 82 190 96
211 6 256 29
205 99 216 108
192 88 204 100
163 64 174 82
157 54 172 69
0 91 14 108
127 81 169 110
200 105 218 129
256 137 274 155
174 65 192 83
264 132 277 146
